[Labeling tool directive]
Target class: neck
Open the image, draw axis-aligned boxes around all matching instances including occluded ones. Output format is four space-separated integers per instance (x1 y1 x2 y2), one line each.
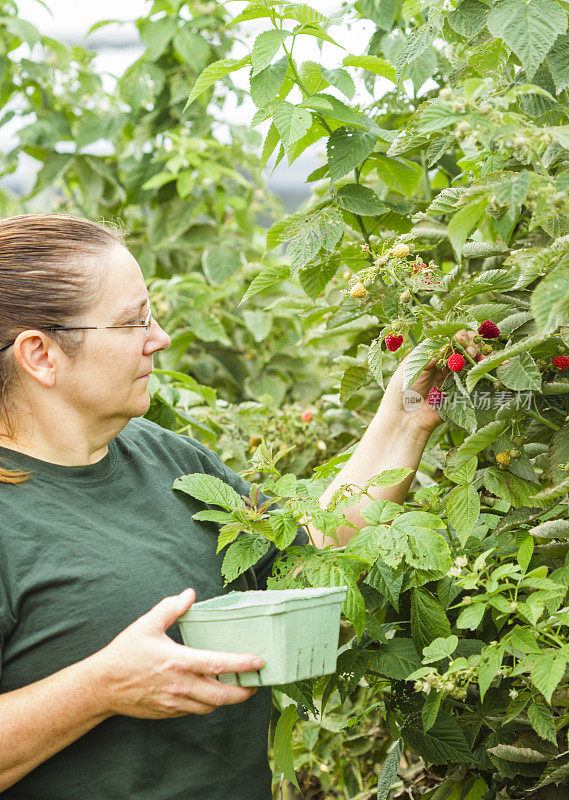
0 407 127 467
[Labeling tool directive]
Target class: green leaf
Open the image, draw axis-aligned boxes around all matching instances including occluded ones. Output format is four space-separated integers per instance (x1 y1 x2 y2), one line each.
192 509 235 523
403 337 445 391
173 28 210 71
221 533 271 584
453 420 508 469
267 206 344 273
326 127 378 181
528 700 557 744
173 473 244 510
368 337 385 390
531 652 567 702
282 4 326 24
532 263 569 336
422 635 459 663
495 170 531 206
411 588 452 653
251 29 290 76
250 57 288 108
448 196 487 261
395 25 436 83
496 352 542 391
321 66 355 99
340 365 369 402
422 690 443 732
1 15 41 45
466 333 546 391
444 456 478 486
447 0 489 37
402 710 472 764
273 705 300 790
375 155 423 195
456 602 486 630
478 646 503 701
446 484 480 545
547 33 569 92
376 739 403 800
342 53 396 83
368 638 422 679
335 183 388 215
185 56 251 108
365 559 404 610
486 0 567 80
272 101 313 154
517 536 535 573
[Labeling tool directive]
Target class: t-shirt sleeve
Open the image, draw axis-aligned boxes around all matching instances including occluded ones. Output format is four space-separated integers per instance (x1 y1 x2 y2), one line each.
180 434 309 590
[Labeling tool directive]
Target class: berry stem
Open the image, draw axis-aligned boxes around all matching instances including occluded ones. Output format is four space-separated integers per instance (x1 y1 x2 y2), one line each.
526 408 560 432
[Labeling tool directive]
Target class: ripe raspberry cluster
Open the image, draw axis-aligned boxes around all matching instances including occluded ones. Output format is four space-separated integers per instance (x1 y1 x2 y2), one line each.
553 356 569 372
447 353 466 372
385 334 404 352
478 319 500 338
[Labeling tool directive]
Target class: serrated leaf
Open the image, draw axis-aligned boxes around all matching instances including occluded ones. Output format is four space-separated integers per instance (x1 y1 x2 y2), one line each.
411 587 452 653
395 25 436 82
466 333 546 391
402 710 472 764
250 57 287 108
335 183 388 215
173 473 244 510
376 739 403 800
251 29 290 76
422 690 443 732
272 101 313 152
403 338 445 391
448 196 487 261
456 602 486 630
446 484 480 545
221 533 271 584
340 365 368 402
326 126 378 181
342 53 396 82
368 638 422 679
321 66 355 99
273 704 300 789
368 337 385 389
453 420 508 469
530 519 569 538
486 0 567 80
528 700 558 743
496 352 542 391
531 652 567 703
422 635 459 663
239 263 289 305
547 33 569 92
375 155 423 195
365 559 404 610
185 56 251 108
532 263 569 335
488 744 549 762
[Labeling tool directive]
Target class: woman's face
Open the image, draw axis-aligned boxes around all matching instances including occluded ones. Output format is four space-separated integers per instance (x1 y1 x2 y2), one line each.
57 244 172 424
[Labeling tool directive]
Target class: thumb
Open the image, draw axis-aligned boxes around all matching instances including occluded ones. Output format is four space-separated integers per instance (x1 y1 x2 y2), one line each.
145 588 196 633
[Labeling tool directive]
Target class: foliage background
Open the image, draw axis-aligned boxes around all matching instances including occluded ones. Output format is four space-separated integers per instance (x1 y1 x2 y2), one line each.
3 0 569 798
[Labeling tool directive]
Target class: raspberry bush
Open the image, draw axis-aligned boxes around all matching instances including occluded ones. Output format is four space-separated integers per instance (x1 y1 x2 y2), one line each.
183 1 569 797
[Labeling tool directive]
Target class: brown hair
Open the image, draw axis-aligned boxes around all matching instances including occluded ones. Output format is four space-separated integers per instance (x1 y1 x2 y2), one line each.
0 213 126 484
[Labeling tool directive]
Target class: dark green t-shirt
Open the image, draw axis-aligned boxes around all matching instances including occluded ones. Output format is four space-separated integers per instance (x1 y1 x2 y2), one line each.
0 416 308 800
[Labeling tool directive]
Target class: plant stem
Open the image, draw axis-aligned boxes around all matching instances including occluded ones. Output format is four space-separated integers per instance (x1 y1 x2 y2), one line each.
526 408 560 432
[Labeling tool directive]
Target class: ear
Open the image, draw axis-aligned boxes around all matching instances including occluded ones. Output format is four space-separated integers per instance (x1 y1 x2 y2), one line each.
12 331 58 388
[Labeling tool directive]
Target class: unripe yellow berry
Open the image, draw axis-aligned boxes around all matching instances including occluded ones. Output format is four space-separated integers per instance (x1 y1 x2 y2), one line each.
392 243 410 259
342 269 352 280
350 282 367 298
496 451 511 466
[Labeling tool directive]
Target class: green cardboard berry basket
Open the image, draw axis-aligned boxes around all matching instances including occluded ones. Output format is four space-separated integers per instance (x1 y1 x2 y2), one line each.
177 586 347 687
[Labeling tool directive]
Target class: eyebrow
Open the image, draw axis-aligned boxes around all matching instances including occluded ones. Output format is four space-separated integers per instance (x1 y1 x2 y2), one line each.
114 296 150 322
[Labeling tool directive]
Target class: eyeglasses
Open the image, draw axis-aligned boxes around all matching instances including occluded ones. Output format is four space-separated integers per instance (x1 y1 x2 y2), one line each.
0 307 153 354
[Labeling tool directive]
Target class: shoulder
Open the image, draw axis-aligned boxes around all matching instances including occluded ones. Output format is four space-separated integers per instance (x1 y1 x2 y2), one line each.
118 416 229 480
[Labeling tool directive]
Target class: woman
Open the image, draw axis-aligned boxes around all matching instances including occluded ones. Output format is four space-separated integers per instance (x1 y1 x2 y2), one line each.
0 214 483 799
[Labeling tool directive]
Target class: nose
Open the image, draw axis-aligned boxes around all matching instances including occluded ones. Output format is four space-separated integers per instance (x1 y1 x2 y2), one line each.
144 317 171 354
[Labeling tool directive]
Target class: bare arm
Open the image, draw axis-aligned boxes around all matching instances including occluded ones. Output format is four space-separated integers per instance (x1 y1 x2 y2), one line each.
0 654 111 792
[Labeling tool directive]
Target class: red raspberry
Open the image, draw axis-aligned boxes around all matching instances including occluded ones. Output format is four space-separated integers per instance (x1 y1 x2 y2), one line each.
553 356 569 372
478 319 500 338
447 353 465 372
385 334 404 352
428 387 445 407
301 410 313 422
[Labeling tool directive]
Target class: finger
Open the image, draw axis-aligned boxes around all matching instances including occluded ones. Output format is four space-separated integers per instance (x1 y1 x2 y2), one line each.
186 648 265 675
191 675 259 707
